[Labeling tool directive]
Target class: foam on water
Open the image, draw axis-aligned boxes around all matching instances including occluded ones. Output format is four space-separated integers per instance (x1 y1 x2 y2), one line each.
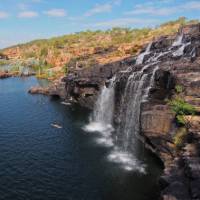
84 122 146 172
83 122 114 147
108 148 146 173
84 122 114 147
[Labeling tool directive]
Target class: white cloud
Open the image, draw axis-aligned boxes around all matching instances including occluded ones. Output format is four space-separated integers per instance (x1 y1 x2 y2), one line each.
125 0 200 16
182 1 200 10
85 0 121 17
91 18 159 28
0 11 9 19
85 3 112 17
125 6 176 16
44 9 67 17
18 11 39 18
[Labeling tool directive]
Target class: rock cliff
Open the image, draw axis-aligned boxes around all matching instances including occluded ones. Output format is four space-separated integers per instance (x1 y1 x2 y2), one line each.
28 23 200 200
52 23 200 200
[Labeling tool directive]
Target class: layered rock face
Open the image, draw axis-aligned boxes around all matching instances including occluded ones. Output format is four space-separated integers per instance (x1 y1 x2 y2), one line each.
57 23 200 200
61 57 135 109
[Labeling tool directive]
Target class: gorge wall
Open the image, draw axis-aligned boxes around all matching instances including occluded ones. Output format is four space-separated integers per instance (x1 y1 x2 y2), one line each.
31 23 200 200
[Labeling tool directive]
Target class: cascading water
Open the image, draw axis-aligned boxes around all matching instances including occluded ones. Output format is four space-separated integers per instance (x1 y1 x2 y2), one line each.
108 63 159 172
172 33 183 47
136 42 152 65
84 59 159 172
172 33 191 57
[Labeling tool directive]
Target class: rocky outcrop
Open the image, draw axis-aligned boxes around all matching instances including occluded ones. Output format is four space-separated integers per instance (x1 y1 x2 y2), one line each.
48 77 67 99
0 53 8 60
28 86 49 95
27 23 200 199
0 72 12 79
54 23 200 200
62 57 136 109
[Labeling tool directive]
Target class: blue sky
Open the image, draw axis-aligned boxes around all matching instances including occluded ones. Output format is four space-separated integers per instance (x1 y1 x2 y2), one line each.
0 0 200 48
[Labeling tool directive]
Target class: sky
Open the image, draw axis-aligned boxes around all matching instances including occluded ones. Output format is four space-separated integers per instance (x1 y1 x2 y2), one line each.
0 0 200 48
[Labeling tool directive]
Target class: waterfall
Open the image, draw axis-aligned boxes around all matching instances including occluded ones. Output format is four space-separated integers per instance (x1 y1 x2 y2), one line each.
136 42 152 65
92 78 115 126
173 41 191 57
84 77 116 147
84 60 159 172
172 33 191 57
172 33 183 46
116 64 157 149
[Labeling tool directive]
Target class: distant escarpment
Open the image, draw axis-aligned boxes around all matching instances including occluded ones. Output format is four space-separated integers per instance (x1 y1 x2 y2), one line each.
45 23 200 200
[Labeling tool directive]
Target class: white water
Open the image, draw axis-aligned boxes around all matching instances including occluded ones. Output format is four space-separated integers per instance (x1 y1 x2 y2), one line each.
136 42 152 65
108 147 146 172
172 33 191 57
172 33 183 47
173 41 191 57
143 65 159 101
84 75 147 172
84 77 116 147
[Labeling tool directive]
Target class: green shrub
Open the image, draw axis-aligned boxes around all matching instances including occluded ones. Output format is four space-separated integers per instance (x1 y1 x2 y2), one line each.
169 98 196 116
175 85 183 94
176 115 186 125
169 97 196 127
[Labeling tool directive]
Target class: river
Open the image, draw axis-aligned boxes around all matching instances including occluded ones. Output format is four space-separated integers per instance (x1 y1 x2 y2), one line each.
0 77 162 200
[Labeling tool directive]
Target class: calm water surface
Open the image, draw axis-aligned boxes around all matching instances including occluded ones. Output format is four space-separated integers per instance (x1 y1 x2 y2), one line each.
0 77 162 200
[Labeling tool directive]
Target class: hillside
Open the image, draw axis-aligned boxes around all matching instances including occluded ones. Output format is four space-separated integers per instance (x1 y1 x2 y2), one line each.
1 17 199 79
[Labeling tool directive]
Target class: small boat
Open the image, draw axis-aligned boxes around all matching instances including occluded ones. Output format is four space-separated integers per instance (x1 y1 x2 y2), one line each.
61 101 71 106
51 123 62 129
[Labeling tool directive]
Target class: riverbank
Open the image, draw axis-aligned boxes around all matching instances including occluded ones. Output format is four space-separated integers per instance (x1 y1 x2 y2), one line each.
0 71 36 79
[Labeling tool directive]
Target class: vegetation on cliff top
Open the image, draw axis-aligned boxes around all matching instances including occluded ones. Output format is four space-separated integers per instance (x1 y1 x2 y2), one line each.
1 17 199 80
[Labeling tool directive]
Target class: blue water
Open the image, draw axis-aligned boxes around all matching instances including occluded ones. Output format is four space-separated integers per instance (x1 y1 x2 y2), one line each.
0 77 162 200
